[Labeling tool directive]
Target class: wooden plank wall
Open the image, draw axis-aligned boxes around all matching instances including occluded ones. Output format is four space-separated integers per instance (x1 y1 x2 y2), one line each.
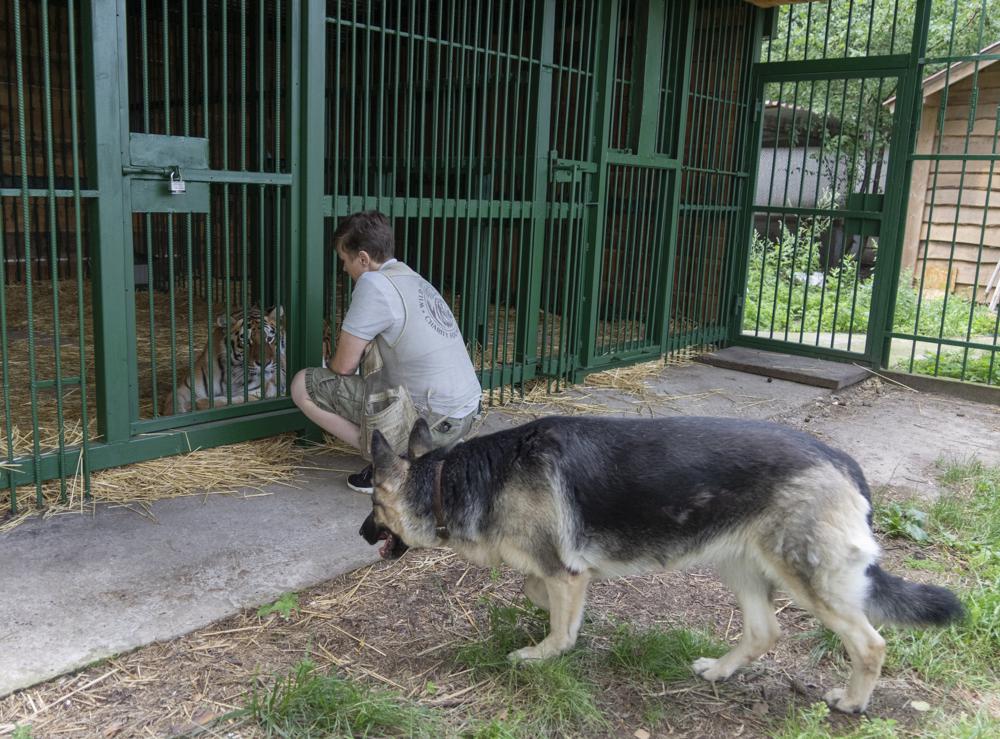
903 63 1000 300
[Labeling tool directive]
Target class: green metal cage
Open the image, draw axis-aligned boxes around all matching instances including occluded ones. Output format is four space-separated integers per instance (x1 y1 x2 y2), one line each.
2 0 997 511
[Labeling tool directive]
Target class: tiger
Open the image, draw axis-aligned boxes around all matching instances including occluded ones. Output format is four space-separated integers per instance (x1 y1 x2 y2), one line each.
159 309 332 415
159 307 280 416
262 312 333 392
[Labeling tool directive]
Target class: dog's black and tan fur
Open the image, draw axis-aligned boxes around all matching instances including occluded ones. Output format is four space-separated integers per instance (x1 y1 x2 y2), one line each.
360 415 963 714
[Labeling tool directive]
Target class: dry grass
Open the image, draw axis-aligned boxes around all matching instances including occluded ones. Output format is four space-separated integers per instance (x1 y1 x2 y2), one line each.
0 434 309 534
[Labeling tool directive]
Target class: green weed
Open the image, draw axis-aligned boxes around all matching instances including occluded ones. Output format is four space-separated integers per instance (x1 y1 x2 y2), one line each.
257 592 300 621
773 702 900 739
239 659 440 737
607 623 727 683
772 701 1000 739
455 602 607 736
743 221 997 350
874 501 931 544
881 459 1000 687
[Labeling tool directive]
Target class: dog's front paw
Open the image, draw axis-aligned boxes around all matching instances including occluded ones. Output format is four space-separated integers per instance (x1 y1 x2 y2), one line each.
823 688 867 714
508 646 546 663
691 657 733 682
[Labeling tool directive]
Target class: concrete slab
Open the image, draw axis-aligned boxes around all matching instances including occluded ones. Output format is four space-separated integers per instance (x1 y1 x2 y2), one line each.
697 346 870 390
0 452 378 698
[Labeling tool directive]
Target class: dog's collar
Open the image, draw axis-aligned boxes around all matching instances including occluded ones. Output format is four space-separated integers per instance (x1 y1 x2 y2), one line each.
432 461 449 540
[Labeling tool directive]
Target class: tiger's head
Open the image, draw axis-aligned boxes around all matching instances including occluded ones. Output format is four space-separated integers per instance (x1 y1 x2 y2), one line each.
253 306 285 388
214 313 263 381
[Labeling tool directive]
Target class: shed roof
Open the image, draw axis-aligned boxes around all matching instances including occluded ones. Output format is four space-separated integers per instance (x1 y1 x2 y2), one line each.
883 39 1000 109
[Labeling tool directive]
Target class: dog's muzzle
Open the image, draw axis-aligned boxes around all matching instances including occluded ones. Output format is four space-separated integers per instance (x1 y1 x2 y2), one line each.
359 512 409 559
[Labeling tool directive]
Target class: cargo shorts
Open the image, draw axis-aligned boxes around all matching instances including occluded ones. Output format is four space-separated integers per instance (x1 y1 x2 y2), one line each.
302 367 478 451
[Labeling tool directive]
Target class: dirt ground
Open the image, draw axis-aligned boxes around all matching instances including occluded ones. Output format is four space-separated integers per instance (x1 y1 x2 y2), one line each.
1 373 998 738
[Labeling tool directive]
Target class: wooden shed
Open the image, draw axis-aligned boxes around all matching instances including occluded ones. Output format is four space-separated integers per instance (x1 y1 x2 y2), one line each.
896 40 1000 301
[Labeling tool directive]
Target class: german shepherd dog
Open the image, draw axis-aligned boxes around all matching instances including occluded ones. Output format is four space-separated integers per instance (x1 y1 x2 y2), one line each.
360 415 963 713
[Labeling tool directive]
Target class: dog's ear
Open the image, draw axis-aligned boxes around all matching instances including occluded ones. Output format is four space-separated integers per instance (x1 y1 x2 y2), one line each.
408 417 435 459
370 430 400 471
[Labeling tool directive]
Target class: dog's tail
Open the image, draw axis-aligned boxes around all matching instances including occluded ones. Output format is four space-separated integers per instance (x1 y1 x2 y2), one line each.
864 564 964 626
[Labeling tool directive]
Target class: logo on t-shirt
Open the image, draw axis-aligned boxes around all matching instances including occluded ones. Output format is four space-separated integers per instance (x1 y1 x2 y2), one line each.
418 282 459 339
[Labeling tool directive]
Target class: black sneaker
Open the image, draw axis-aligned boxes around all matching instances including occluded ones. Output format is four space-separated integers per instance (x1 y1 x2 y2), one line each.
347 464 374 494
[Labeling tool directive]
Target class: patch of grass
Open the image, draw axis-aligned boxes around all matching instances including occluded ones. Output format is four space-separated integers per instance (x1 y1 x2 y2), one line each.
257 592 300 620
798 626 848 668
12 727 32 739
874 501 931 544
900 351 1000 386
607 623 727 683
455 602 608 736
902 555 948 573
455 602 549 670
743 219 997 358
465 716 530 739
772 702 1000 739
881 459 1000 688
773 702 899 739
238 659 440 737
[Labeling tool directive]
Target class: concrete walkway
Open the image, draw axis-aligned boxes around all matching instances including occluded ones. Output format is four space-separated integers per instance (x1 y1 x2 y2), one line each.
0 455 376 697
1 361 997 698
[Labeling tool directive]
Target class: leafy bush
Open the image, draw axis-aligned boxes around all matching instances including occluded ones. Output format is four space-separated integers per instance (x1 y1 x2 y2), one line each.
743 221 998 342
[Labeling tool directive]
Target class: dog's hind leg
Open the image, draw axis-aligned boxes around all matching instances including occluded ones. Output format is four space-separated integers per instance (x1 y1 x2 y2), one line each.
693 561 780 682
523 574 550 611
804 597 885 714
509 570 591 662
777 568 886 713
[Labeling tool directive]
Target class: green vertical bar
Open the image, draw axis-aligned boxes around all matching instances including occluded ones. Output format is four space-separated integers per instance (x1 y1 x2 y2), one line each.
728 4 766 343
184 0 198 409
293 0 325 376
473 3 494 396
67 0 91 496
0 198 14 506
485 0 502 402
258 0 266 378
656 0 693 352
273 0 283 391
578 0 619 371
516 0 552 381
141 0 159 413
13 0 44 499
240 0 249 401
84 0 133 443
41 0 69 497
874 0 931 369
222 0 233 402
635 0 664 156
203 0 214 407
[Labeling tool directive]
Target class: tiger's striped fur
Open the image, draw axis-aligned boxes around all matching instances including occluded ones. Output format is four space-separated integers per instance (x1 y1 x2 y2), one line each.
159 307 279 415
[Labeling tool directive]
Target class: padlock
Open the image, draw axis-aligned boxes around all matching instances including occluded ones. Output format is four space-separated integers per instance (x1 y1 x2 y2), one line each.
168 167 186 195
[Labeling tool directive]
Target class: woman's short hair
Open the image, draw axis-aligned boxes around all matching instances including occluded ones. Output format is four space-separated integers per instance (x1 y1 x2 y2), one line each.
333 210 395 262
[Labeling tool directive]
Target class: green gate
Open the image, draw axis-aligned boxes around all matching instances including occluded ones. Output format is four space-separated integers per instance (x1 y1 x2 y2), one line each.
736 0 999 388
735 0 921 368
2 0 308 508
